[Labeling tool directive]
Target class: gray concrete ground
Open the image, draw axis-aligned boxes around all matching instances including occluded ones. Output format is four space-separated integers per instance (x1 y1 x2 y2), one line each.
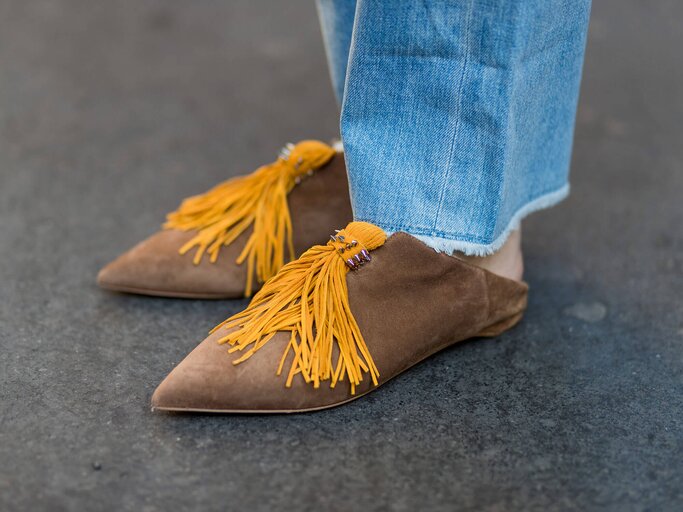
0 1 681 511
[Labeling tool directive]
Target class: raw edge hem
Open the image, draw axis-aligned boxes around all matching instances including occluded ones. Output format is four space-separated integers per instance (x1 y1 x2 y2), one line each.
384 184 570 257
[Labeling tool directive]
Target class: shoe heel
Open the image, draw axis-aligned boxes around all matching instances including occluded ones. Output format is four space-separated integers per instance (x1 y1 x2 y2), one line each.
476 311 524 337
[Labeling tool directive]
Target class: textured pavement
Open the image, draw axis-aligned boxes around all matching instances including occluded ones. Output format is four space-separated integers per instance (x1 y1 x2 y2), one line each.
0 1 681 511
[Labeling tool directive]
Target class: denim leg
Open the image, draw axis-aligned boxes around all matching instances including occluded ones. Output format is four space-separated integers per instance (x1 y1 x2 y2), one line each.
340 0 591 255
316 0 358 107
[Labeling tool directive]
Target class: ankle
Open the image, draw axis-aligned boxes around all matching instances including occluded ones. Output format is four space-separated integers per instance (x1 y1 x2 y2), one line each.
456 229 524 282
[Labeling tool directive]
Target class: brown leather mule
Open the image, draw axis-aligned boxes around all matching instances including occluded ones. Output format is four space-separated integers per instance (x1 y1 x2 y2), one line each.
97 141 352 299
151 223 528 413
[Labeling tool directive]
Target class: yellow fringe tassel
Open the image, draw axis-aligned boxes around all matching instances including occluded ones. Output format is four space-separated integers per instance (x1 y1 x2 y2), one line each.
164 140 336 296
213 221 386 395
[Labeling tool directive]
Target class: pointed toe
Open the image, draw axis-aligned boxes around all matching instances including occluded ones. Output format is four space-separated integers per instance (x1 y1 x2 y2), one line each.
150 328 353 413
97 230 247 299
97 252 152 293
96 260 121 288
150 330 252 413
151 368 208 412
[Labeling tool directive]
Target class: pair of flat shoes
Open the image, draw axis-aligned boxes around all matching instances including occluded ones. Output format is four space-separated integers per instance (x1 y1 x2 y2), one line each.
98 141 528 413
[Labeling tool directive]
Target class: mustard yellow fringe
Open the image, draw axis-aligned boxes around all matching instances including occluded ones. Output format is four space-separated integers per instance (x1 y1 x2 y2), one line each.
214 221 387 394
164 140 336 296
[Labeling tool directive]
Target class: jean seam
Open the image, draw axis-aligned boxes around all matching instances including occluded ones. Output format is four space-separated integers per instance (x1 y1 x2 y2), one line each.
432 0 475 232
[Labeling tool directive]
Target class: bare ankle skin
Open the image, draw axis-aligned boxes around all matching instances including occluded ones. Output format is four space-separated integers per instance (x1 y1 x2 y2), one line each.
456 229 524 282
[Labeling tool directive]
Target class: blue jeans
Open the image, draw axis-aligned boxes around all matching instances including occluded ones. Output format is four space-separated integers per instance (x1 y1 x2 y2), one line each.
317 0 591 255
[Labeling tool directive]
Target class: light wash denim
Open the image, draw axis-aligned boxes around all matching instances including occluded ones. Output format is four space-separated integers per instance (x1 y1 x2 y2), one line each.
317 0 591 255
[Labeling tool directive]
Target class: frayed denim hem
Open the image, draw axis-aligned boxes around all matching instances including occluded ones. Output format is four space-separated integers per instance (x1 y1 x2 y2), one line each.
382 184 570 257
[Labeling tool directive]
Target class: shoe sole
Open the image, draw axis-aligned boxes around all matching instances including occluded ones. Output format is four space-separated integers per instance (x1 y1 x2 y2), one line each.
98 281 241 300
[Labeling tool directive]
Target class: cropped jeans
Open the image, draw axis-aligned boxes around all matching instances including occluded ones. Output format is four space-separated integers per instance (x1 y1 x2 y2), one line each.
317 0 591 255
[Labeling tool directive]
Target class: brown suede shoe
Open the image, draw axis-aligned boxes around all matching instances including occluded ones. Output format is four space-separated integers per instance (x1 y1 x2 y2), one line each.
97 141 352 299
151 222 528 413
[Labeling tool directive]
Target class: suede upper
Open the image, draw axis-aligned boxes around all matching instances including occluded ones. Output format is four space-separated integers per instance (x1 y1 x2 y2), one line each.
97 153 352 298
151 232 528 413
